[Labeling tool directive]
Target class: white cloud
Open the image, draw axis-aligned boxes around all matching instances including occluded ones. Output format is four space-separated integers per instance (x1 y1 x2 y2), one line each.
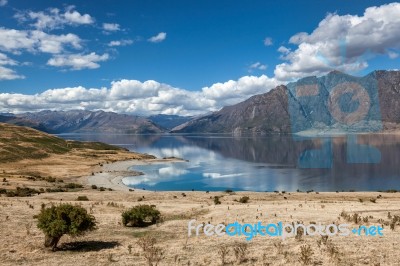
0 0 7 7
64 6 94 25
103 23 120 32
277 46 291 55
201 75 278 106
388 51 399 59
0 27 82 54
108 39 133 47
275 2 400 81
0 53 24 80
31 30 81 53
0 66 24 80
263 37 273 46
249 62 267 71
0 74 278 115
47 52 109 70
15 7 94 30
0 53 17 66
148 32 167 43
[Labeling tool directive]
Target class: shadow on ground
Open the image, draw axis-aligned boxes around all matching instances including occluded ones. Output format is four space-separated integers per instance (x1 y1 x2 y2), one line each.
59 241 120 252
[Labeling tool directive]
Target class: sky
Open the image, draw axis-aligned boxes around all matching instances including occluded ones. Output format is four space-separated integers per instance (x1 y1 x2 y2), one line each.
0 0 399 116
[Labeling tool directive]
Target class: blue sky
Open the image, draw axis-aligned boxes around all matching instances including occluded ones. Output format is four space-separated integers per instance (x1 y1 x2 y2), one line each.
0 0 399 115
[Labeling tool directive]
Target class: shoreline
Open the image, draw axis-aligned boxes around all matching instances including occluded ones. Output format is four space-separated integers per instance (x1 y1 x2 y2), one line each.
86 158 400 194
87 158 186 191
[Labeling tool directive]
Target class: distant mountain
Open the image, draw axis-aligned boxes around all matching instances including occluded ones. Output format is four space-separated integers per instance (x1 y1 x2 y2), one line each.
172 70 400 134
1 110 164 134
147 114 192 130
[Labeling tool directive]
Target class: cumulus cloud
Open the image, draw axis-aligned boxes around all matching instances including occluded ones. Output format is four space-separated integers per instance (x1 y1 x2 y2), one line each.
0 75 277 115
201 75 278 106
108 39 133 47
275 2 400 81
15 6 94 30
148 32 167 43
47 52 109 70
0 0 7 7
263 37 273 46
0 27 81 54
102 23 120 32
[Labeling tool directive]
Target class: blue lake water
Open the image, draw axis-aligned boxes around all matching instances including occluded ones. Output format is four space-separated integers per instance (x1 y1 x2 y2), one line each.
59 134 400 192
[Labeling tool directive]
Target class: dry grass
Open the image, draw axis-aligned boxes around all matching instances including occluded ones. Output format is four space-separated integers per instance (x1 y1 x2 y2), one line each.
0 190 400 265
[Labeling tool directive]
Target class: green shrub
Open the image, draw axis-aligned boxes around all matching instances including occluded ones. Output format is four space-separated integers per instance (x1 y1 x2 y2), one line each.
36 204 96 251
64 183 83 189
4 187 39 197
45 176 56 183
214 196 222 205
239 196 249 203
45 187 65 193
122 205 161 227
6 191 15 197
91 185 97 189
76 195 89 201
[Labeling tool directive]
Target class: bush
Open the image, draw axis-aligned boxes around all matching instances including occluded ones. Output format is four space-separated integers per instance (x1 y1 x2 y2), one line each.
64 183 83 189
122 205 161 227
45 187 65 193
239 196 249 203
4 187 39 197
214 196 222 205
299 244 313 265
6 191 15 197
137 236 164 266
76 195 89 201
36 204 96 251
91 185 97 189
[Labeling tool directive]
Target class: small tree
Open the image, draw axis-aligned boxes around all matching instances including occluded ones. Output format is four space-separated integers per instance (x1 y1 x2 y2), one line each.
122 205 161 227
36 204 96 251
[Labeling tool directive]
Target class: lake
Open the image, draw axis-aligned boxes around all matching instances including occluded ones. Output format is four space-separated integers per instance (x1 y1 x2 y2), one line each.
59 133 400 192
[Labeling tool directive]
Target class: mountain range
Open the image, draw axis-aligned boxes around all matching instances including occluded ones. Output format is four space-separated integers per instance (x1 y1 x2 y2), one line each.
0 110 164 134
1 70 399 135
172 70 400 134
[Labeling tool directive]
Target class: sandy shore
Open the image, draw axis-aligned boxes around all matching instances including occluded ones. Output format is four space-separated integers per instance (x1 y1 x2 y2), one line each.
87 158 186 191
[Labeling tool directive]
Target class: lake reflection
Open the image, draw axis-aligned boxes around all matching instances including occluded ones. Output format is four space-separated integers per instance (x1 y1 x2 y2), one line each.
60 134 400 192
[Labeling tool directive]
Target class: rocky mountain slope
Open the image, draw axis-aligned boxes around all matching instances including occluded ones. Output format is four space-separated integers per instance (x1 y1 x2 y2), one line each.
147 114 192 130
0 110 164 134
172 70 400 134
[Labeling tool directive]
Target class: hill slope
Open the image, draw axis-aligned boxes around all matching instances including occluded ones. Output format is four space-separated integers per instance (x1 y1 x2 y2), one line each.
0 123 127 163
